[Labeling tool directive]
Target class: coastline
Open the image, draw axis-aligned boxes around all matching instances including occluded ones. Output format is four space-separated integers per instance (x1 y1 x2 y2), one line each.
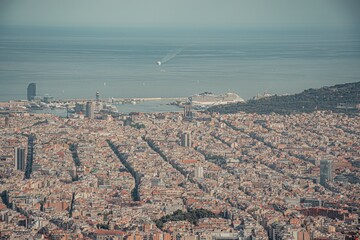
0 98 183 116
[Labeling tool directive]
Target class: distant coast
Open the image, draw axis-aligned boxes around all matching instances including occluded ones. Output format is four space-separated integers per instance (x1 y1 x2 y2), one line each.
208 82 360 115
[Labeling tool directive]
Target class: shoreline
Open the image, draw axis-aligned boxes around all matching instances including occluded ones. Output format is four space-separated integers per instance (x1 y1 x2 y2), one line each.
0 98 185 116
0 97 187 103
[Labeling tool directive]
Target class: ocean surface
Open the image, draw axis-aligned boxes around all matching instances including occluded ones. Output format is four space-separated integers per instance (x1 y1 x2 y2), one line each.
1 26 360 106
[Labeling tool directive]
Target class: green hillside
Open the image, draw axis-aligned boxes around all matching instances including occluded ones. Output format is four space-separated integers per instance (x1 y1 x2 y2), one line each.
208 82 360 114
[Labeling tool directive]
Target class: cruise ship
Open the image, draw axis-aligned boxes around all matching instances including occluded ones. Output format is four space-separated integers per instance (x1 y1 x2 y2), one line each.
189 92 245 106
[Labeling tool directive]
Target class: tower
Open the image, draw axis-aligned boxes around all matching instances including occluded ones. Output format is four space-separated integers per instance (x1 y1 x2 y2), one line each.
183 103 192 119
95 91 102 111
15 147 26 171
320 160 333 186
181 132 192 147
27 83 36 101
85 102 95 119
4 116 9 128
96 91 100 103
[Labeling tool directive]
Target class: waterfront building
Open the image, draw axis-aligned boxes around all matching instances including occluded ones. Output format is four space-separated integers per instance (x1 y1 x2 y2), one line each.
75 103 85 114
95 91 103 111
43 95 53 103
96 91 100 102
27 83 36 101
183 103 192 119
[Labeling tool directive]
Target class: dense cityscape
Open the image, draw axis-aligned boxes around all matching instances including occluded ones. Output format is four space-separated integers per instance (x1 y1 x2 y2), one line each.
0 83 359 240
1 0 360 239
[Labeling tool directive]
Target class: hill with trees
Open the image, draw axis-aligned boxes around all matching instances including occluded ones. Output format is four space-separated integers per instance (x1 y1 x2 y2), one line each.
208 82 360 114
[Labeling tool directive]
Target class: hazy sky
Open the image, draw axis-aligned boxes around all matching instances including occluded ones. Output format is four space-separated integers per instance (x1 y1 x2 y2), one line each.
0 0 359 29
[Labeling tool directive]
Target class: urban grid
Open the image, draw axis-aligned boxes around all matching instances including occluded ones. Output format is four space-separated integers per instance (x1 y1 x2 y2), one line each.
0 84 359 240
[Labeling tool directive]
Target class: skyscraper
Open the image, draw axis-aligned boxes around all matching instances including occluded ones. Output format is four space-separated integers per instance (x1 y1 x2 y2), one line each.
4 116 9 128
27 83 36 101
181 132 192 147
15 147 26 171
86 101 95 119
95 91 102 111
320 160 333 186
96 91 100 102
183 103 192 119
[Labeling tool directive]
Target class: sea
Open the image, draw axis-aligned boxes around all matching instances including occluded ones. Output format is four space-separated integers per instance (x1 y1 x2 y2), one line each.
1 26 360 113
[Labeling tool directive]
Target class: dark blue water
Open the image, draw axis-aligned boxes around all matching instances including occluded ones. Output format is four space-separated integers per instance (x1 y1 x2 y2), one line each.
1 27 359 102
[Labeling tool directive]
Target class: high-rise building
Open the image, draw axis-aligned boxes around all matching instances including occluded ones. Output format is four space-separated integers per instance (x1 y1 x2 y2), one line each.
85 101 95 119
194 165 204 178
15 147 26 171
75 103 85 114
43 95 53 103
181 132 192 147
95 91 103 111
183 103 192 119
96 91 100 102
4 116 9 127
320 160 333 186
27 83 36 101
